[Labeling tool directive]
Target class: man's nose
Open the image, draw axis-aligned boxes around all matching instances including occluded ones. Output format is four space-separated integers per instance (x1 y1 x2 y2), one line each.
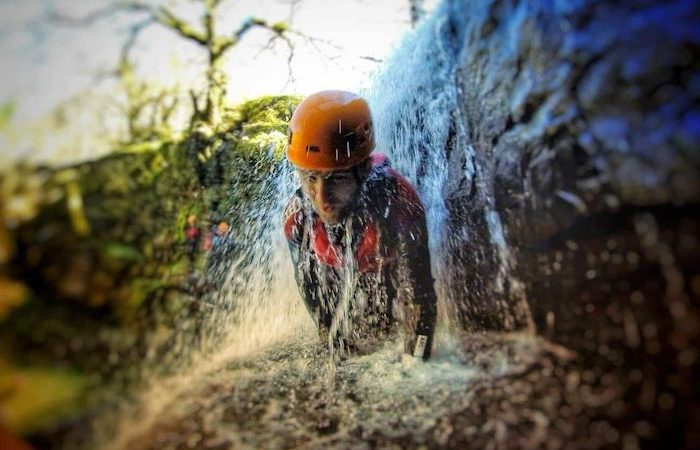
317 178 333 205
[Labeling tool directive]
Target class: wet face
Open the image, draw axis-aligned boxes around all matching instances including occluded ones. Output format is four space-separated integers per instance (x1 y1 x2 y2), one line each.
298 168 361 224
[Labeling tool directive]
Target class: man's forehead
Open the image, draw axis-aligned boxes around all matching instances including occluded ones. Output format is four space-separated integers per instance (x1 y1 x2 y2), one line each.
298 168 354 177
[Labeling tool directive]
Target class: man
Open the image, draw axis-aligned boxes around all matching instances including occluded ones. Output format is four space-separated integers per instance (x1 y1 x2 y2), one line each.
283 90 437 360
184 214 202 265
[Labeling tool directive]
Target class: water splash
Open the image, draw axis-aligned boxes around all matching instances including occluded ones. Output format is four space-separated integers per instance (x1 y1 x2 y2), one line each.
79 155 317 450
366 0 532 333
113 331 552 450
366 1 460 337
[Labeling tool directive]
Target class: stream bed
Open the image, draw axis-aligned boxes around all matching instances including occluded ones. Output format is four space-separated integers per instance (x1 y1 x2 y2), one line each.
95 330 625 450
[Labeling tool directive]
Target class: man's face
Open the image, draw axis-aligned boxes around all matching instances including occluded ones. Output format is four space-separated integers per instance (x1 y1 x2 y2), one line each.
298 168 360 224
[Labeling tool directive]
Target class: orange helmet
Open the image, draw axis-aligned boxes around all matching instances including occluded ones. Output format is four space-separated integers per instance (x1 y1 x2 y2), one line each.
287 90 375 170
217 222 229 234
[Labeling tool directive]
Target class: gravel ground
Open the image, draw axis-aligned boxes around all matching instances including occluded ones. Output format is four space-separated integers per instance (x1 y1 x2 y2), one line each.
120 331 636 450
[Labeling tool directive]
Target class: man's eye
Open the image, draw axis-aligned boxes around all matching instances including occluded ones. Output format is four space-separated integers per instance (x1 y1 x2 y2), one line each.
307 175 318 183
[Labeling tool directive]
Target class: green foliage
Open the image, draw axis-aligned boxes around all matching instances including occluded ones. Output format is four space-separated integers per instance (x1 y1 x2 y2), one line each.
0 361 89 435
104 242 144 262
207 95 301 220
225 94 300 159
2 93 300 321
226 95 298 133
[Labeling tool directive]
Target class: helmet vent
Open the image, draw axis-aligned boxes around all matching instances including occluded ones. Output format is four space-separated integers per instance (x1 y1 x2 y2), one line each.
346 133 357 152
306 145 320 153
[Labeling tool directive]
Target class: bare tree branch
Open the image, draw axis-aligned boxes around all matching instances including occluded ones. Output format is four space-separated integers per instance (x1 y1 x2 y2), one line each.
189 90 201 128
161 95 179 124
46 4 126 26
253 30 296 87
408 0 425 27
47 0 341 127
48 2 207 46
287 29 342 61
359 55 383 63
151 6 207 45
119 18 155 68
279 35 296 89
215 16 267 55
46 1 151 26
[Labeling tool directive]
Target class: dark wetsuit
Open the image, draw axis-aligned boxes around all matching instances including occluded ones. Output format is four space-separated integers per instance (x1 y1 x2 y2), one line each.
283 153 437 359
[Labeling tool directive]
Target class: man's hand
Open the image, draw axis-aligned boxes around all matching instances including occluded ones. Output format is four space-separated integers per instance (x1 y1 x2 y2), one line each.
412 334 429 358
404 334 430 360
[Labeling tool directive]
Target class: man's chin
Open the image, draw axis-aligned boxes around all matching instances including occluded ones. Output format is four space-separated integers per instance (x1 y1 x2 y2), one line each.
318 210 345 224
319 215 341 224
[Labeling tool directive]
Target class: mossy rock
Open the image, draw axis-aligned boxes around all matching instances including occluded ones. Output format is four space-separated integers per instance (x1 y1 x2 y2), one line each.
0 95 302 434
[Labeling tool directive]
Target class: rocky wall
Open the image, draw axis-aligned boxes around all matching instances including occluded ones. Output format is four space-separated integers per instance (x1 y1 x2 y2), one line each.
437 0 699 446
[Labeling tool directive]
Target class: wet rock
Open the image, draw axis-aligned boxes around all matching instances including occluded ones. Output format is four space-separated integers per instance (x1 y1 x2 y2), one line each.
371 0 698 447
438 1 700 448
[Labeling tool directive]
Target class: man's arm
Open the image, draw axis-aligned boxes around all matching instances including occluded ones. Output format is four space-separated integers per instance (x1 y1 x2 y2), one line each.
390 173 438 360
283 192 325 331
398 211 438 360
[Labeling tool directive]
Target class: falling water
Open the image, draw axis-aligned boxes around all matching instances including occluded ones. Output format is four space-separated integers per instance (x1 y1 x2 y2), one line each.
71 153 317 450
367 0 533 333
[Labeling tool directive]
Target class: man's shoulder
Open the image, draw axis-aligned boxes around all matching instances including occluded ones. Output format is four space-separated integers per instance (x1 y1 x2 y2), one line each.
283 189 306 242
369 155 422 207
284 188 304 214
367 157 424 229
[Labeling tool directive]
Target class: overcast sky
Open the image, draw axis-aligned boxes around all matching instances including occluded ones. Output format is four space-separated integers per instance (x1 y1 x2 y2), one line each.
0 0 429 125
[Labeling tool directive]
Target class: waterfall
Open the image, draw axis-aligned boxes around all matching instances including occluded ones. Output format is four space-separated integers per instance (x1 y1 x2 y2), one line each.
367 0 533 334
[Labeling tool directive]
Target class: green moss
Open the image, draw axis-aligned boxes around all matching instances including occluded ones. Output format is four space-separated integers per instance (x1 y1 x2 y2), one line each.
103 242 144 262
271 22 289 34
0 94 301 429
0 361 90 435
